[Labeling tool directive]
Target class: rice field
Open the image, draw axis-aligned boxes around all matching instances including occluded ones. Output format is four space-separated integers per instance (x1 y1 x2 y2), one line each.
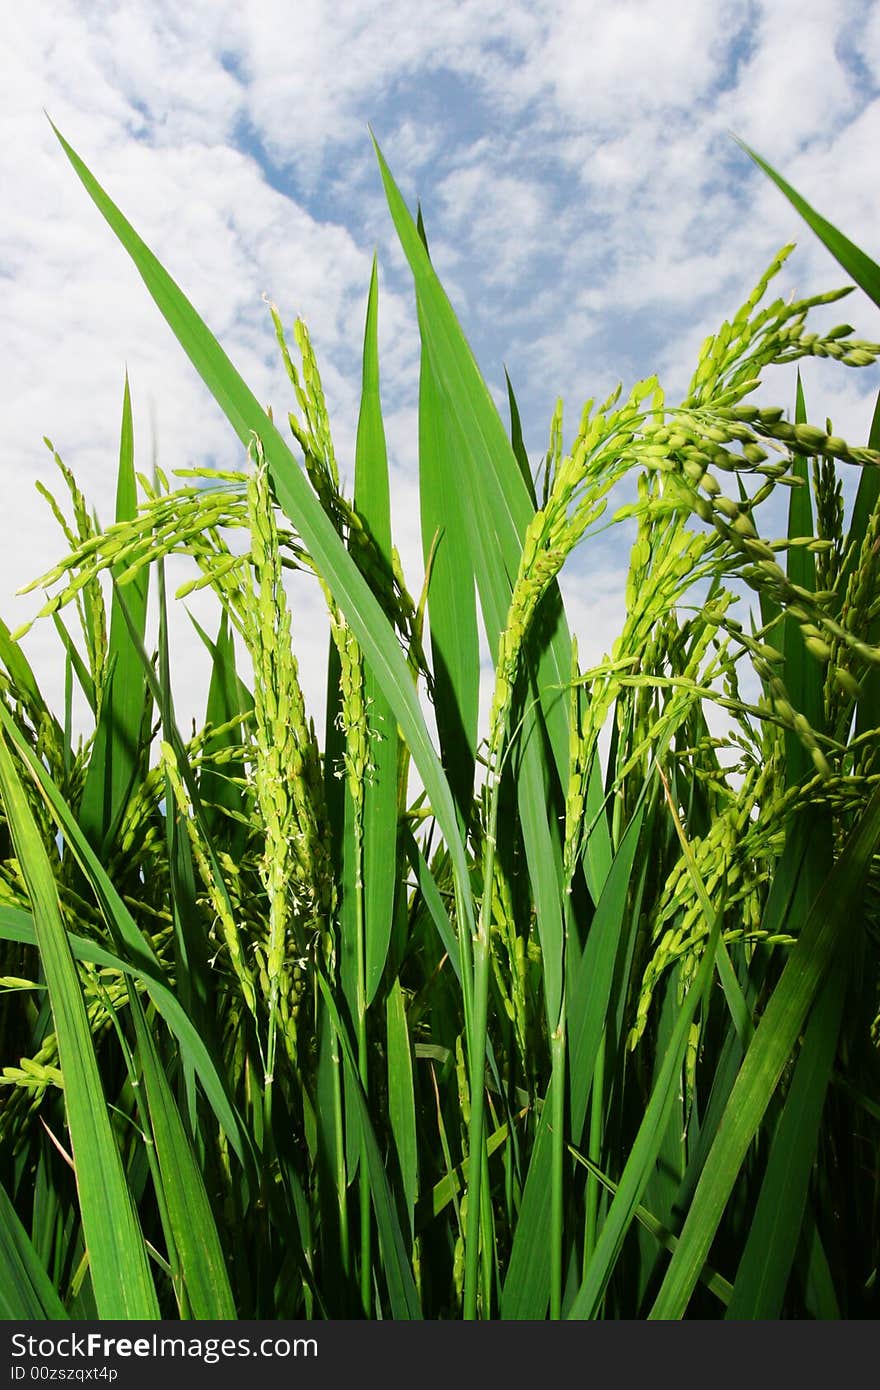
1 127 879 1320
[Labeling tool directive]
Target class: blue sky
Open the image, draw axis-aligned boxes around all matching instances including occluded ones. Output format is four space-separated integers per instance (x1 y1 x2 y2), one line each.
3 1 880 732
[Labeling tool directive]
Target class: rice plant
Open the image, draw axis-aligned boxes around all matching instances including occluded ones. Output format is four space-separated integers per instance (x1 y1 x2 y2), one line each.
1 126 879 1320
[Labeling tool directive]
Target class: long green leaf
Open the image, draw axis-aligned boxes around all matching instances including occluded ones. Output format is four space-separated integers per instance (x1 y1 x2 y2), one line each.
740 138 880 309
386 978 418 1242
419 322 479 824
568 801 645 1143
567 903 723 1318
49 121 474 951
499 1079 555 1319
649 781 880 1318
0 709 247 1169
725 960 847 1319
0 1176 68 1320
195 606 250 855
374 137 571 1025
128 994 236 1319
568 1150 733 1308
317 972 421 1318
79 372 149 852
505 369 538 506
0 617 63 746
0 731 159 1318
354 255 399 1003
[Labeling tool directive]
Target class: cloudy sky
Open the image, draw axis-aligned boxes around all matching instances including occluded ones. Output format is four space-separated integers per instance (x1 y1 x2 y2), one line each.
3 1 880 740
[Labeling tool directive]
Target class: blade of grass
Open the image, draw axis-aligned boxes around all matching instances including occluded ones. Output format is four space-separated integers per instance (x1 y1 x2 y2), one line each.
419 324 479 825
568 800 645 1144
567 899 723 1318
416 201 478 825
373 138 571 1010
0 714 248 1170
568 1149 733 1308
402 828 461 981
417 1111 515 1228
375 143 576 1315
0 729 159 1318
500 1079 555 1319
649 780 880 1319
317 971 421 1318
725 957 847 1319
51 612 96 716
194 607 251 856
386 978 418 1244
354 254 399 1003
49 120 475 959
0 617 63 746
79 372 149 853
505 369 538 506
739 138 880 309
0 1176 69 1320
128 992 237 1319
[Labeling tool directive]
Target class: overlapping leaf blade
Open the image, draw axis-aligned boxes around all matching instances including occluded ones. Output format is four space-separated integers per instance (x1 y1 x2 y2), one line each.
0 730 159 1318
650 782 880 1319
49 121 474 948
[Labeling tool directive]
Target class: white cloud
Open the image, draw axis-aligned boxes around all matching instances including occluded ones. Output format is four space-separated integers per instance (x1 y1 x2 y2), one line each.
2 0 879 751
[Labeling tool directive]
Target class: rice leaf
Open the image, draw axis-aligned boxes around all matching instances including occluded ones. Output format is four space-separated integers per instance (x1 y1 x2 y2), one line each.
419 322 479 825
500 1080 555 1319
414 201 478 824
505 369 538 506
317 971 421 1318
725 960 847 1319
402 828 461 979
0 1176 68 1320
79 373 149 853
128 993 236 1318
373 136 571 1023
567 900 723 1318
51 612 96 715
355 255 399 1003
417 1114 514 1227
386 978 418 1242
50 118 475 949
194 607 251 854
568 1150 733 1308
0 712 248 1168
0 729 159 1318
649 780 880 1319
568 801 645 1145
740 139 880 309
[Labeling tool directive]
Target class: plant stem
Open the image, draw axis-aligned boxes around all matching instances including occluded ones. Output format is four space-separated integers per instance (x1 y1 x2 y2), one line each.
462 766 500 1319
355 837 371 1315
583 1030 606 1276
550 1016 566 1319
330 1026 350 1285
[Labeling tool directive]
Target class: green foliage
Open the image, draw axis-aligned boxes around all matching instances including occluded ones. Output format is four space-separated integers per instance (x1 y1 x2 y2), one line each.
0 128 879 1320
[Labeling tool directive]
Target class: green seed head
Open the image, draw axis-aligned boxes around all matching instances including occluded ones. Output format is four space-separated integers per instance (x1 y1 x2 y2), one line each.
833 667 862 699
793 423 828 451
804 635 832 662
